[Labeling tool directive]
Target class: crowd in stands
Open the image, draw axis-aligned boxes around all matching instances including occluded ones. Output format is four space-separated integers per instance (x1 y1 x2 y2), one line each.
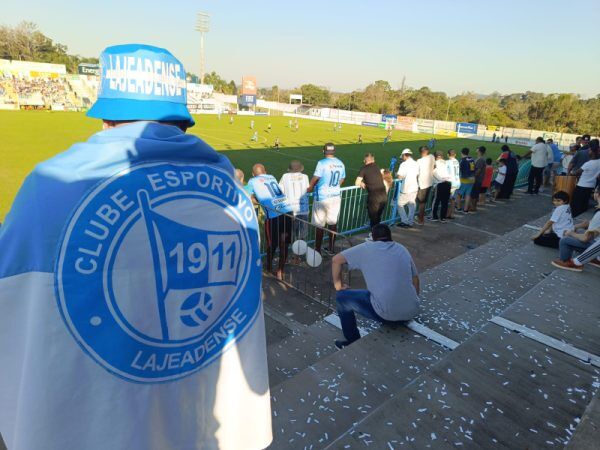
0 75 80 108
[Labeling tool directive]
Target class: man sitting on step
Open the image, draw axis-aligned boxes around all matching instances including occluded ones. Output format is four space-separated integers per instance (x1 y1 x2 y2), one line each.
331 224 420 349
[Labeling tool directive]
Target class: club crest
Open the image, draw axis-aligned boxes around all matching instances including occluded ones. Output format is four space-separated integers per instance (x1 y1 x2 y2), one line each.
55 162 261 383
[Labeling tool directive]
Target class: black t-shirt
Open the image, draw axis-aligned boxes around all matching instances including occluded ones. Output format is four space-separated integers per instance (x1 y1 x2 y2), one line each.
358 163 387 199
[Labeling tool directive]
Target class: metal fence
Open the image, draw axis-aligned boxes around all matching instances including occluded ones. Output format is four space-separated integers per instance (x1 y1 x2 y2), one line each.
257 161 531 307
259 208 356 310
335 160 531 236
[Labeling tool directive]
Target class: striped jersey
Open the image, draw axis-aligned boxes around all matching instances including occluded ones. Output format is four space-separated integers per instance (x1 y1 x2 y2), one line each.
279 172 309 215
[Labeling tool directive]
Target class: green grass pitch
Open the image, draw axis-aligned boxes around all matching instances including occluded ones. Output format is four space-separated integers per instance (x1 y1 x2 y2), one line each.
0 111 527 221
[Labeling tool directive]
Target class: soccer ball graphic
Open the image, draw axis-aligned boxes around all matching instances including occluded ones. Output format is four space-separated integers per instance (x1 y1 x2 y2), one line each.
180 292 214 327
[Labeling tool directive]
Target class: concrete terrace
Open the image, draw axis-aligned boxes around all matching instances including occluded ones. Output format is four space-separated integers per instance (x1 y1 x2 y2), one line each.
262 188 600 449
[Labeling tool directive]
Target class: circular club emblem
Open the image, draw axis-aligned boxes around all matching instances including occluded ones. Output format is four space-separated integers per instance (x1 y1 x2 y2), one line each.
55 162 261 383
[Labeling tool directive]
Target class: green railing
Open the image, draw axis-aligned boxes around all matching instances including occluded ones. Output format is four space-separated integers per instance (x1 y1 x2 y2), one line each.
307 160 531 236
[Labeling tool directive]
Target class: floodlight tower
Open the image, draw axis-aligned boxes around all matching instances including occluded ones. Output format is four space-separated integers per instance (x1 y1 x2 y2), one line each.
196 12 210 84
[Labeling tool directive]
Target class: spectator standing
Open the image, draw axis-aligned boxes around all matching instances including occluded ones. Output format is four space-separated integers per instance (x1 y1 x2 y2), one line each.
470 146 487 211
561 144 577 174
416 146 435 225
331 224 420 348
456 148 475 213
247 164 294 280
542 139 555 186
569 135 591 174
531 191 574 248
396 149 419 228
492 159 507 200
497 145 519 199
0 44 272 450
382 169 394 193
525 137 549 194
480 158 494 204
308 143 346 254
355 153 388 227
431 151 451 222
446 149 461 219
547 138 563 180
279 160 310 240
571 140 600 217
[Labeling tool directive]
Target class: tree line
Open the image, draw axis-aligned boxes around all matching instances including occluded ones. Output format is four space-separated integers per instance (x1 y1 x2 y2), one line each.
1 22 597 134
258 81 600 135
0 22 98 73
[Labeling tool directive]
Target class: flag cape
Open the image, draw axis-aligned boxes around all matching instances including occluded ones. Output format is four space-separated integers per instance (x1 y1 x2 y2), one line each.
0 122 272 450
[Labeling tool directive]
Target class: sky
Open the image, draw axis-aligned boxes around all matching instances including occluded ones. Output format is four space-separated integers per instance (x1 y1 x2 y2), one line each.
3 0 600 97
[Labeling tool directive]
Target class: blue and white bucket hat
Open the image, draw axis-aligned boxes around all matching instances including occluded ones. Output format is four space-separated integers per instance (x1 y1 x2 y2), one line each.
87 44 194 127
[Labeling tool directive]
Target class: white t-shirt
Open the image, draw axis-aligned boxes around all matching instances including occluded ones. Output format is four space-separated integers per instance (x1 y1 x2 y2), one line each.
530 143 549 168
589 211 600 234
577 159 600 188
495 165 507 184
279 172 309 215
562 154 574 171
417 154 435 189
432 159 451 184
397 158 419 193
341 240 419 321
550 204 574 238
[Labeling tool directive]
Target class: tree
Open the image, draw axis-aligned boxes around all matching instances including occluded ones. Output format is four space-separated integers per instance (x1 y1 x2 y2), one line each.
300 84 331 105
0 22 98 73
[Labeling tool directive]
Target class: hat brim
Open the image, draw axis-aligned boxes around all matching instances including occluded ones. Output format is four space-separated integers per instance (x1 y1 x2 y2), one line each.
87 98 195 127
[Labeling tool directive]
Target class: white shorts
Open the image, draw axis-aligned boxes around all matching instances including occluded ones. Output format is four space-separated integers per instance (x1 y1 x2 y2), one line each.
397 191 417 207
312 197 342 227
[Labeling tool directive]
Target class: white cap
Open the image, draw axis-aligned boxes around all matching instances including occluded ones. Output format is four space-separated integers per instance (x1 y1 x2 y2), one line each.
401 148 413 155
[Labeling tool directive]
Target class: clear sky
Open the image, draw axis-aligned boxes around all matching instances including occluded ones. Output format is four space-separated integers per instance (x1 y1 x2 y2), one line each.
3 0 599 96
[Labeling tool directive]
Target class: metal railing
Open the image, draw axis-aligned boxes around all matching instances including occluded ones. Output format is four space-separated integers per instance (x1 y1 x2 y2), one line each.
258 207 355 311
255 161 531 308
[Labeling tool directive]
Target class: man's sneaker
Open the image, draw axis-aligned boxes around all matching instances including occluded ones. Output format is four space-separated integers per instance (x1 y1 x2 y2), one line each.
551 259 583 272
588 258 600 269
322 248 335 257
335 339 351 350
429 216 439 222
396 222 409 228
415 220 425 226
440 219 447 223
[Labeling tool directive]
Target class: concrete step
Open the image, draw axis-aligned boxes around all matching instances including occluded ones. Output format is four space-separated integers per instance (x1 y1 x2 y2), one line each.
415 235 558 344
262 276 331 326
331 324 599 449
267 319 340 388
500 269 600 356
418 224 536 299
269 326 449 449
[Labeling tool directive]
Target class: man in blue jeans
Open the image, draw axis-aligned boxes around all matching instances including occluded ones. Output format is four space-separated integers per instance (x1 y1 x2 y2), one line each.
331 224 420 348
